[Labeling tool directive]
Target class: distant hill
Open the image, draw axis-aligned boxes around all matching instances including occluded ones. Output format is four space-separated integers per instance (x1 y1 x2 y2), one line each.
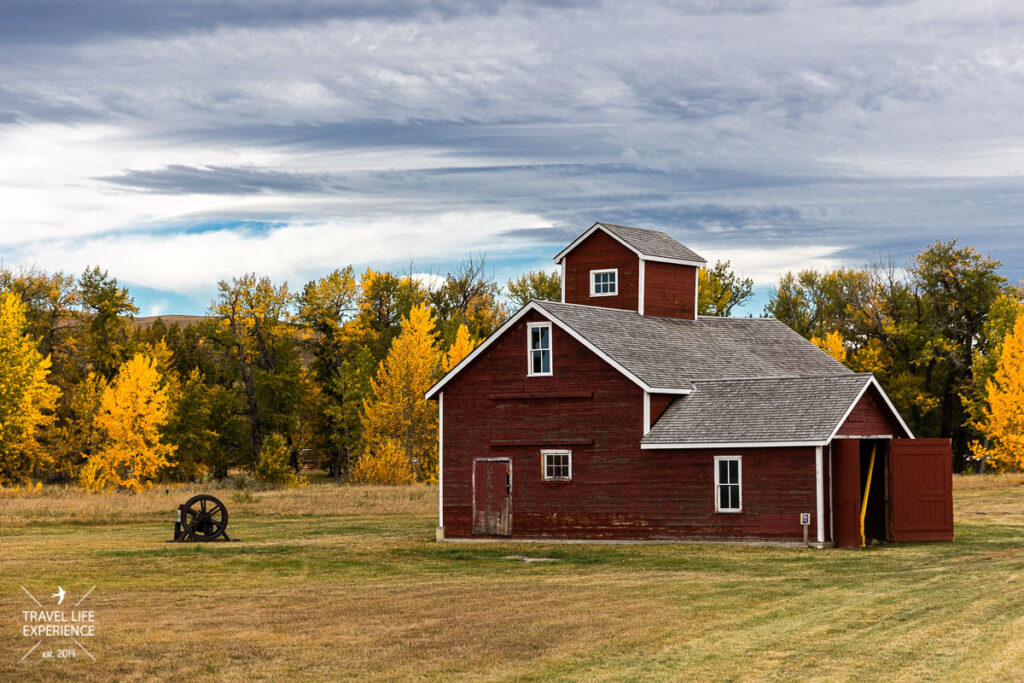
132 315 212 328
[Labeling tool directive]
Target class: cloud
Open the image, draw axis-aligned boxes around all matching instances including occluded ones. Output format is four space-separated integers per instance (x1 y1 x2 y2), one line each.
2 0 1024 316
5 211 555 296
0 0 550 45
498 227 579 243
98 165 346 195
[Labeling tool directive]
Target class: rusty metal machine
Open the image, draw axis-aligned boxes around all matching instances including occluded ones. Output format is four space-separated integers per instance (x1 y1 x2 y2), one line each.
170 494 233 542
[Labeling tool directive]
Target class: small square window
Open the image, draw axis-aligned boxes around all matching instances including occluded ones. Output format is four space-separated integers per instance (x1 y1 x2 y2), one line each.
714 456 742 512
590 269 618 297
542 450 571 480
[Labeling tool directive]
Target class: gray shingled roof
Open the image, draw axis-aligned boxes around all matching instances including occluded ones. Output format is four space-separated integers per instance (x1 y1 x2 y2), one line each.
594 223 706 264
535 301 852 390
642 375 874 446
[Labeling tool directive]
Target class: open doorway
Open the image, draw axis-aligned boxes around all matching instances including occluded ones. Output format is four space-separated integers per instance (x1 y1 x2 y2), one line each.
859 439 889 545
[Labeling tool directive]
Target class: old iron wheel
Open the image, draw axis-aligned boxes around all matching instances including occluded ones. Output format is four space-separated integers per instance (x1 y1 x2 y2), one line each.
181 494 228 541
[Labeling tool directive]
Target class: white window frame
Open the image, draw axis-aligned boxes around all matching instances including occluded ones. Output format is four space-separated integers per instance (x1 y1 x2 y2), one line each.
590 268 619 297
526 322 553 377
541 449 572 481
714 455 742 513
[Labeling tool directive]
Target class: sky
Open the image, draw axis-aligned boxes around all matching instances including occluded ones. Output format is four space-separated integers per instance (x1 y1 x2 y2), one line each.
1 0 1023 316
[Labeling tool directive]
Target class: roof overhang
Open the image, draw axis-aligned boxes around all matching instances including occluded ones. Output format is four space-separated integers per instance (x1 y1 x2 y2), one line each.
552 222 706 267
424 301 694 400
641 440 826 450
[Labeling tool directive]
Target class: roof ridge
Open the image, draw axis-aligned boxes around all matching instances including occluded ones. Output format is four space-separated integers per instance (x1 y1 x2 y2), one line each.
538 301 784 324
534 299 643 315
693 374 870 383
597 221 669 235
696 317 782 325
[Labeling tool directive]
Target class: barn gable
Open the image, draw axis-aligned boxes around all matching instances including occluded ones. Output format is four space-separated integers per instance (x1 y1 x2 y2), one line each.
425 301 672 399
836 384 908 437
553 222 706 319
559 227 641 312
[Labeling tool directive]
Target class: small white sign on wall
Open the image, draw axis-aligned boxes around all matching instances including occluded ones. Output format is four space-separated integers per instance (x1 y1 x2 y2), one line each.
800 513 811 526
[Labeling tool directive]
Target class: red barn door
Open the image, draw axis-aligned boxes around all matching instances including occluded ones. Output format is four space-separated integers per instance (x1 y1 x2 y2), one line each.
473 459 511 536
889 439 953 542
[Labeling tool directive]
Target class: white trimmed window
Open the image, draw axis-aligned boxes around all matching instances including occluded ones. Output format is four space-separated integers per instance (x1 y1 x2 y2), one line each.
714 456 742 513
542 450 571 480
527 322 552 376
590 269 618 296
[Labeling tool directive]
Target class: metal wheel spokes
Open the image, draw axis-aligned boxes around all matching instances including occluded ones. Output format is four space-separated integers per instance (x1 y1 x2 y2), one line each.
181 494 228 541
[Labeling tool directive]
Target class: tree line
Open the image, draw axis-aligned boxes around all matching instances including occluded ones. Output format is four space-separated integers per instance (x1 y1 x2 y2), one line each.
0 238 1021 491
0 260 562 490
765 240 1024 472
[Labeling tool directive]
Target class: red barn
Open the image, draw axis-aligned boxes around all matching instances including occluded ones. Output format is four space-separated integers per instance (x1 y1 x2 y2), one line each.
426 222 953 548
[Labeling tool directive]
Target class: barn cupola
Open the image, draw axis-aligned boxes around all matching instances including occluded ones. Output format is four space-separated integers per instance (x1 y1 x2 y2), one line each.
553 222 706 320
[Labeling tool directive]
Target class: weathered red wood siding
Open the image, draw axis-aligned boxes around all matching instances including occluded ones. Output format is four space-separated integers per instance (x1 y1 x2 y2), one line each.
649 394 675 426
836 386 903 436
441 312 820 542
563 230 639 311
643 261 697 320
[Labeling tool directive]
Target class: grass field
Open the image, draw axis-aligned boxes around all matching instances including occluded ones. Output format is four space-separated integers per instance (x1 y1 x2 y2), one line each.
2 475 1023 681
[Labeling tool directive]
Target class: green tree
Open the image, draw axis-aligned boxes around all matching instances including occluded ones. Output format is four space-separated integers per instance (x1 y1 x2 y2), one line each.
911 240 1005 460
430 256 506 347
78 266 138 379
51 373 104 481
298 267 359 481
162 368 218 481
160 318 247 479
209 274 303 467
768 241 1011 469
698 260 754 316
506 269 562 307
766 267 872 338
253 432 299 487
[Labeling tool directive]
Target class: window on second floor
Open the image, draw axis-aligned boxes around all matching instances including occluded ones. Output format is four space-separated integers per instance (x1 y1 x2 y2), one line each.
528 322 552 376
590 269 618 297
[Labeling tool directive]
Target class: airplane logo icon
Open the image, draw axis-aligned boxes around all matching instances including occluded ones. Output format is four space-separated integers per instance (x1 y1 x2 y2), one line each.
51 586 66 605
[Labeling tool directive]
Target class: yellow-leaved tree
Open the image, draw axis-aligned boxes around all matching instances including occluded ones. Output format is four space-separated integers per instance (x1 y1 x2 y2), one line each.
810 330 847 363
0 292 61 485
971 315 1024 471
354 304 440 484
79 353 176 493
350 438 415 485
442 323 476 373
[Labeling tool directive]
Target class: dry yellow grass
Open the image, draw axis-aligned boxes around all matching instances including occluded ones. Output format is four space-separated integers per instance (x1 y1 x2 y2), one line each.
0 482 435 526
2 476 1022 681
